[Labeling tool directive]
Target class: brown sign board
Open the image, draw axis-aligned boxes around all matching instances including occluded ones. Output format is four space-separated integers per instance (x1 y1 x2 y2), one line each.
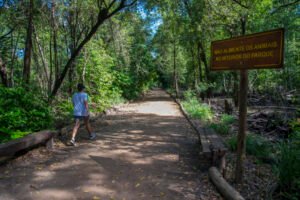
210 28 284 71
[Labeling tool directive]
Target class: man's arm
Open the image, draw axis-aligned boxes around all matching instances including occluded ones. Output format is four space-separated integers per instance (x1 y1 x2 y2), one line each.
72 95 75 106
84 94 89 115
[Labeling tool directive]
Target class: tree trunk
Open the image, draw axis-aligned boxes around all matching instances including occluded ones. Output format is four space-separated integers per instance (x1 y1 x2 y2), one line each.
49 35 53 96
68 1 78 95
68 62 75 94
235 69 248 183
197 42 203 82
233 72 239 107
190 46 198 88
23 0 33 85
173 39 179 97
81 48 89 83
51 0 59 83
235 15 248 183
33 26 49 85
199 42 211 98
10 32 19 87
32 46 46 91
0 57 9 87
199 42 209 81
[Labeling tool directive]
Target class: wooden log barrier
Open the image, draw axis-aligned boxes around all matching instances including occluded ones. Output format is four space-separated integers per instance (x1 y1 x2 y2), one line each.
0 130 56 157
209 167 245 200
169 94 227 173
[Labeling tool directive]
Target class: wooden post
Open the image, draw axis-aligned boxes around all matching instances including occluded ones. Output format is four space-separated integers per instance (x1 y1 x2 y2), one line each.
235 69 248 183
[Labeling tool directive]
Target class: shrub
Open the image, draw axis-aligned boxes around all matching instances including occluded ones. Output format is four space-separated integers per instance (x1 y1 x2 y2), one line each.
221 114 235 125
274 124 300 199
227 134 271 160
210 114 235 135
0 87 52 143
210 123 230 135
183 90 196 101
195 82 216 94
182 90 213 122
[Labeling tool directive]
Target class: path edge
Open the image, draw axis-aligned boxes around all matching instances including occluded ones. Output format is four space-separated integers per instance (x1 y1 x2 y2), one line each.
166 91 245 200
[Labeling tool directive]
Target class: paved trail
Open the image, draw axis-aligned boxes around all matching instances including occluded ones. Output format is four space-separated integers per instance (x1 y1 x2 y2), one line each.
0 89 220 200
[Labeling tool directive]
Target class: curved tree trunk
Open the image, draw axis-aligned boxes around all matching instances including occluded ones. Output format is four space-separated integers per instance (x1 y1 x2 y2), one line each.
49 0 138 100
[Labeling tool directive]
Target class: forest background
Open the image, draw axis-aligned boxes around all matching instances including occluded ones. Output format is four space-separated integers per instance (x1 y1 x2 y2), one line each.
0 0 299 198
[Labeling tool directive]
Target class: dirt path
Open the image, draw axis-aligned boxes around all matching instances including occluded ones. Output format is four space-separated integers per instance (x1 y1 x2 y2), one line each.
0 89 221 200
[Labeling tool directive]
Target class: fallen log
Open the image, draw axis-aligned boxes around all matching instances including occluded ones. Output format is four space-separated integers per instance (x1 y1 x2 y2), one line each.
209 167 245 200
0 130 56 157
250 106 297 111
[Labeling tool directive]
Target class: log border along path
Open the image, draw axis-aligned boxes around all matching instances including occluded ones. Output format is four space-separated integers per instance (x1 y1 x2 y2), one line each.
0 89 222 200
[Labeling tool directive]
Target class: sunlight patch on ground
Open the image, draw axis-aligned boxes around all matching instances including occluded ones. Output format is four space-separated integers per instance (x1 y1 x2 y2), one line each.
151 153 179 162
28 189 75 199
128 130 144 134
131 157 154 165
33 171 55 182
121 101 181 117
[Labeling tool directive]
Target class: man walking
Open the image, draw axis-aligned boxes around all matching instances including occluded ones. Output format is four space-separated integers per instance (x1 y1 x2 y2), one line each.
70 83 96 146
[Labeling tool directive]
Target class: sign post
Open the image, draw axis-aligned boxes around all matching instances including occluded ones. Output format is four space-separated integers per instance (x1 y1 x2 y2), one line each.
210 28 284 182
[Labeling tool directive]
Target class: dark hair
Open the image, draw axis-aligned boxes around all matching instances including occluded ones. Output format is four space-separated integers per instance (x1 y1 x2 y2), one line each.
77 83 85 91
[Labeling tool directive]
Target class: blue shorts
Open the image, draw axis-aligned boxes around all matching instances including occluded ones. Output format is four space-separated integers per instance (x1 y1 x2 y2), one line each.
74 115 89 120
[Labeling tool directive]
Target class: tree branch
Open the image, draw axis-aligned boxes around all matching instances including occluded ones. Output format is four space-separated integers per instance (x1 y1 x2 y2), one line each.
124 0 138 7
50 0 138 99
271 0 300 14
0 28 15 41
231 0 249 9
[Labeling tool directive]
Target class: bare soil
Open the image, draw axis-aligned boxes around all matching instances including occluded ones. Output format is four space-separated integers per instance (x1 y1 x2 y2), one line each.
0 89 221 200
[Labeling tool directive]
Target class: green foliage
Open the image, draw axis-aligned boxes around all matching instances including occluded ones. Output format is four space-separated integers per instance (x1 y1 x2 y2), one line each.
182 90 213 122
0 87 52 143
221 114 235 125
274 127 300 199
0 127 31 143
166 88 176 96
183 90 196 101
227 134 272 160
289 120 300 137
209 114 235 135
210 123 230 135
195 82 216 94
53 98 73 124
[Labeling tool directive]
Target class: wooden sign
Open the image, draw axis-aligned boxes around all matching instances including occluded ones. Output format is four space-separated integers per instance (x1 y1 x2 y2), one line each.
211 28 284 71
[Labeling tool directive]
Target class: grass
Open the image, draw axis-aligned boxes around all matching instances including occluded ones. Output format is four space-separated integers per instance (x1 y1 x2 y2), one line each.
182 98 213 122
209 123 230 135
181 90 213 122
227 133 272 160
220 114 235 125
209 114 236 135
274 130 300 199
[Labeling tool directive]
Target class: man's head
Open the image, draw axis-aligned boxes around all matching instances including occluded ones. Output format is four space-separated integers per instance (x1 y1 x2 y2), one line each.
77 83 85 92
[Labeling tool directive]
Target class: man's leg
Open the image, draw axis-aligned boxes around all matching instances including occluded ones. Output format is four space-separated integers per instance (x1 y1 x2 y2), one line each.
84 116 96 139
71 119 80 141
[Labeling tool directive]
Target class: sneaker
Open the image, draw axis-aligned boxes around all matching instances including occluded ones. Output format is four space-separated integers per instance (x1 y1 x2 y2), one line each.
70 139 76 146
89 132 96 140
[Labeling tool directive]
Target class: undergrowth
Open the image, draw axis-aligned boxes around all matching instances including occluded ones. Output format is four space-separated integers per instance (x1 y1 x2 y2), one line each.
0 87 53 143
209 114 235 135
274 122 300 199
182 90 213 122
227 133 272 160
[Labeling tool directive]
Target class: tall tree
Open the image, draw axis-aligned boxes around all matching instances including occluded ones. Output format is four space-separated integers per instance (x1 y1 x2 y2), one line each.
23 0 34 85
50 0 138 99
